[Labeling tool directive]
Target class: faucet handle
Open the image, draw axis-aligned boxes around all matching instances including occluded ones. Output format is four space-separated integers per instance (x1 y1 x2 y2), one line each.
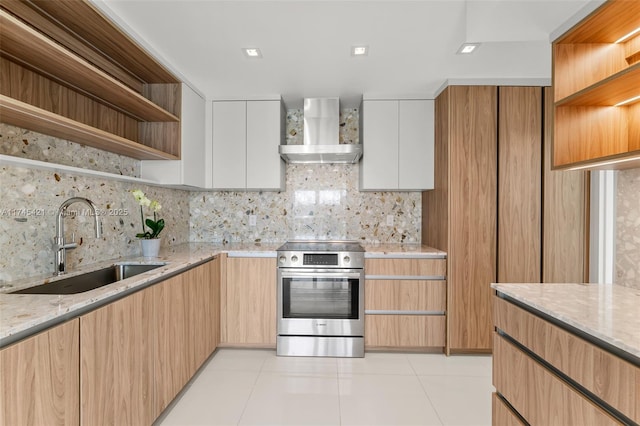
70 232 76 243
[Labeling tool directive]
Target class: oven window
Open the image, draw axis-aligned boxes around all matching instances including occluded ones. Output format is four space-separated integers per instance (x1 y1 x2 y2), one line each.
282 277 359 320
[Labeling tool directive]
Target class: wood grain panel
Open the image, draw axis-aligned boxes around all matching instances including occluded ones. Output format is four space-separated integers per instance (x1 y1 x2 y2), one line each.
556 0 640 44
0 320 79 426
225 257 277 345
0 10 178 122
553 43 628 101
29 0 179 83
494 297 639 422
210 256 222 351
1 0 144 92
365 315 445 348
154 274 190 415
492 393 525 426
554 105 629 166
493 334 621 425
219 253 228 343
1 58 138 139
365 280 446 311
630 103 640 151
557 63 640 106
422 87 449 252
447 85 497 352
498 87 542 283
80 289 154 426
543 87 587 283
625 35 640 64
365 258 446 277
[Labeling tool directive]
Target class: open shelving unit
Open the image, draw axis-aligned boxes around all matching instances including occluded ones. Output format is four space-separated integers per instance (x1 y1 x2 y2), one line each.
552 0 640 170
0 1 182 160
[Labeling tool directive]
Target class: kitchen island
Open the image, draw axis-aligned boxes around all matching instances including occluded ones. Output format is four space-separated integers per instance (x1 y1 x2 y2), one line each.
491 283 640 425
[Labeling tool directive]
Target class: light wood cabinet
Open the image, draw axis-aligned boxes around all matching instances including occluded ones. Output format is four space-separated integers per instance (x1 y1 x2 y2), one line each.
80 258 219 423
423 85 586 353
359 99 434 191
492 393 525 426
140 83 208 187
212 100 285 191
364 257 446 350
0 319 79 426
493 296 639 423
0 1 183 160
552 0 640 170
221 256 277 346
80 287 154 426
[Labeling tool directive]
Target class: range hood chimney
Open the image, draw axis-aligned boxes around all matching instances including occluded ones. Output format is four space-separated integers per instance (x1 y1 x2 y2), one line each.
279 97 362 164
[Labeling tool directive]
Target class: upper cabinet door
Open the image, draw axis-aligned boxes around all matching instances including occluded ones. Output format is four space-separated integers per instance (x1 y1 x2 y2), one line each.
360 99 434 191
246 100 285 191
399 100 434 190
212 101 247 190
360 100 399 190
140 83 208 187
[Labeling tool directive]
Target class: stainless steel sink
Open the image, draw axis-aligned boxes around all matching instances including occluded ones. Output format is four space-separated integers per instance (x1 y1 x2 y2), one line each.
11 263 166 295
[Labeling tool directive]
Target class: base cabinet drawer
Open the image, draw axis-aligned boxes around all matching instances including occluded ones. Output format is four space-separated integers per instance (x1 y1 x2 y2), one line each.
365 280 445 311
365 315 445 348
365 258 446 277
492 393 525 426
493 334 621 425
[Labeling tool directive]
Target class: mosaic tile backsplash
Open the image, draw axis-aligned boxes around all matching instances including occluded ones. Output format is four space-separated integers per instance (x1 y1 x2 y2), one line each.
615 168 640 290
0 123 139 177
190 163 421 244
0 166 189 282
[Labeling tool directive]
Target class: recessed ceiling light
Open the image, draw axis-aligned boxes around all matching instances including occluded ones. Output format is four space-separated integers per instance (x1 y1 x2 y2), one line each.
351 45 369 56
456 43 480 54
242 48 262 58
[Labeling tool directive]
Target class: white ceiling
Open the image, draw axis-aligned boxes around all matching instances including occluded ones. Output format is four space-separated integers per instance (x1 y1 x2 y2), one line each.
93 0 595 108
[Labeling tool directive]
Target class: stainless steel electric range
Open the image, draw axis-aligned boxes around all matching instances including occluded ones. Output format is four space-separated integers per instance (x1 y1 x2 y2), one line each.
276 240 365 357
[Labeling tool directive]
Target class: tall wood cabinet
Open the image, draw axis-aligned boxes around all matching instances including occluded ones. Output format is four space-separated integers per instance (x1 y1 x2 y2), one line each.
422 85 586 353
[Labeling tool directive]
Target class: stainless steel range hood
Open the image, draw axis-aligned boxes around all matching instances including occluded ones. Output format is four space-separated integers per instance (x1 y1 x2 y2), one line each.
279 97 362 164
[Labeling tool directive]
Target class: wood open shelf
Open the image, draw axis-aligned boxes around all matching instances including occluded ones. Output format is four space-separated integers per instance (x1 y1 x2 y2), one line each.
556 63 640 106
1 96 178 160
0 10 178 123
0 1 183 161
552 0 640 170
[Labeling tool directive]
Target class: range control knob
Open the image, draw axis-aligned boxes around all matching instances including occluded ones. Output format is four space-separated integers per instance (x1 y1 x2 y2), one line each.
343 255 351 264
291 255 299 263
278 255 286 264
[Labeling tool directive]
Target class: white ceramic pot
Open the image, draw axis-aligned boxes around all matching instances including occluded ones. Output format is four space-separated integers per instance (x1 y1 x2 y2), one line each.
140 238 161 258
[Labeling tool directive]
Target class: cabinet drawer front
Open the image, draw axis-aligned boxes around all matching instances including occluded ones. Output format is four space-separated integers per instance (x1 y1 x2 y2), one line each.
493 334 621 426
494 296 640 422
492 393 525 426
365 258 446 277
365 280 445 311
365 315 445 348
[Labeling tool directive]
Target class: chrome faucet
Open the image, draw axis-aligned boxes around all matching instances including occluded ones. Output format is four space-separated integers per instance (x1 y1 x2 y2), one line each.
54 197 102 275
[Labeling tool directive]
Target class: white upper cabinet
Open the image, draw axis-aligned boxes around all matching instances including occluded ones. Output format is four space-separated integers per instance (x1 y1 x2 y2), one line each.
359 99 434 191
141 83 207 187
212 99 285 191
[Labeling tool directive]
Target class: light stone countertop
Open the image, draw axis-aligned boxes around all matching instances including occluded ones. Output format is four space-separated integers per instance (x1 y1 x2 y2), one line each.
1 242 446 347
492 283 640 362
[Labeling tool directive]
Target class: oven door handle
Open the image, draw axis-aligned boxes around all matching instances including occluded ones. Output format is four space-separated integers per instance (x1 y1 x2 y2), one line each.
279 270 363 280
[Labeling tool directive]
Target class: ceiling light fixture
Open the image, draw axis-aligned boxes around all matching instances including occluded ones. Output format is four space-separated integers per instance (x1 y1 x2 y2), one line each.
614 95 640 107
242 48 262 58
351 45 369 56
457 43 480 54
615 27 640 43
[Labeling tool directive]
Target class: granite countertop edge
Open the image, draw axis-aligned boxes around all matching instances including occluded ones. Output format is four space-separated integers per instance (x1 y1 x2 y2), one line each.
1 242 446 346
492 283 640 363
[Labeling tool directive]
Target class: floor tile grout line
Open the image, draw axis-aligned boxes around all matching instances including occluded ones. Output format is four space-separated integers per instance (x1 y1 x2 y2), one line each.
234 353 269 426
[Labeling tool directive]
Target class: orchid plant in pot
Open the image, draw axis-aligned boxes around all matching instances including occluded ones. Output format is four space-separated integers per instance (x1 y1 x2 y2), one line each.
131 189 164 257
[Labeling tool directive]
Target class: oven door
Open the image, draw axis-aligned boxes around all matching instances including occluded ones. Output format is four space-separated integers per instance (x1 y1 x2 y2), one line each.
277 268 364 337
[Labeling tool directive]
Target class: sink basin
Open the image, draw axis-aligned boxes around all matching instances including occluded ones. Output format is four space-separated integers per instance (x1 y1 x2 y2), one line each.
11 263 166 295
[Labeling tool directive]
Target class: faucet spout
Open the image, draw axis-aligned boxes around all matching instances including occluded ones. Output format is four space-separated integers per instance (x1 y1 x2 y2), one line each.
54 197 103 275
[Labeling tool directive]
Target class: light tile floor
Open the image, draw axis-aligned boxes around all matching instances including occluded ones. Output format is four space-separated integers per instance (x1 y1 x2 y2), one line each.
157 349 494 426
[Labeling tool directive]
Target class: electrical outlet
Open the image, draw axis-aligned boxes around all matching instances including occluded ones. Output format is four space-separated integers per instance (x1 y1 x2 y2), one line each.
249 215 257 227
386 215 394 226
